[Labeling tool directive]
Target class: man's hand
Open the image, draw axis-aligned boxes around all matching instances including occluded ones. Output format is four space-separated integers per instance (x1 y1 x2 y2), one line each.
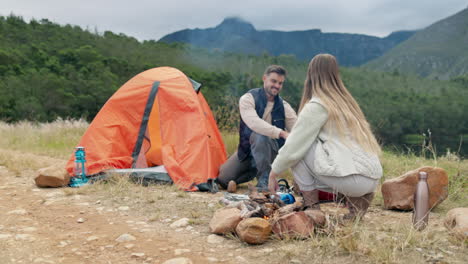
268 171 279 194
279 130 289 139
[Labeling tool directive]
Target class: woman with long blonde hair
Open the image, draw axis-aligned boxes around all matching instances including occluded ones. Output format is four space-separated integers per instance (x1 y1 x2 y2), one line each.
268 54 382 220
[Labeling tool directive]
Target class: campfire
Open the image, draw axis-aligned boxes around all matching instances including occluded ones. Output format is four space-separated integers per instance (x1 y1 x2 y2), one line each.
210 184 323 244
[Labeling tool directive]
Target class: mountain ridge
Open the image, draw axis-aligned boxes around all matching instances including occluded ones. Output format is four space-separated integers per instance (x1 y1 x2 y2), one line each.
365 7 468 79
159 17 416 67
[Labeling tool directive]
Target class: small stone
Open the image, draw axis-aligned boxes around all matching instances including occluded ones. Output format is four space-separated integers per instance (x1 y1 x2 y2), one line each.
118 206 130 211
80 211 85 214
7 209 27 215
115 233 136 242
174 248 191 255
87 236 98 241
162 257 193 264
125 244 135 249
235 256 247 263
207 257 219 262
77 218 86 223
57 241 68 248
0 234 12 239
33 257 54 263
207 234 225 244
22 227 37 232
290 259 302 264
445 207 468 239
170 218 190 228
261 248 273 253
131 253 145 258
15 234 35 241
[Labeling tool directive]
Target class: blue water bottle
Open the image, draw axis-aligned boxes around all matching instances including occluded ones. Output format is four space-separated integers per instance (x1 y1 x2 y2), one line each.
69 146 89 187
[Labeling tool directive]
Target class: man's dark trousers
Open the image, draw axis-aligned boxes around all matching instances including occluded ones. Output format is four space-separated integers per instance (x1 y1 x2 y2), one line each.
217 132 279 191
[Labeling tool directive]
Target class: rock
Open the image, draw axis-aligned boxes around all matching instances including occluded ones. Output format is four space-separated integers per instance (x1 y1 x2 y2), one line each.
33 258 54 263
170 218 190 228
7 209 27 215
131 253 145 258
87 236 98 241
118 206 130 211
124 244 135 249
77 218 86 223
235 256 248 263
209 208 242 234
381 167 448 210
303 210 327 227
207 257 219 262
57 241 68 248
115 233 136 242
0 234 12 239
34 161 70 187
22 227 38 232
235 217 271 245
207 234 225 244
15 234 35 241
444 207 468 239
272 212 314 239
174 248 191 255
162 257 193 264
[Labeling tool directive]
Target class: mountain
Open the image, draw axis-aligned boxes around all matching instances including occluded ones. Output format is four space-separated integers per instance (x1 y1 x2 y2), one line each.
365 7 468 79
158 17 416 67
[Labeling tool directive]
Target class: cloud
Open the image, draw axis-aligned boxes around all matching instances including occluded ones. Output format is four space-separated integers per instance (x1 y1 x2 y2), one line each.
1 0 466 40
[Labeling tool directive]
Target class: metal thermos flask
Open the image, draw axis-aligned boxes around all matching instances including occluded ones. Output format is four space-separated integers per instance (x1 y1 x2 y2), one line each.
413 171 429 230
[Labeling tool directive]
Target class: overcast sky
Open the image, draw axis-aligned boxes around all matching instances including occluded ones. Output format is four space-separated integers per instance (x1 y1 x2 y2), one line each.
1 0 467 41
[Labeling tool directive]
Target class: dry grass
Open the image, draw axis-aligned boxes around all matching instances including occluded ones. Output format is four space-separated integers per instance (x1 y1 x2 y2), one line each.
0 120 467 263
0 118 87 159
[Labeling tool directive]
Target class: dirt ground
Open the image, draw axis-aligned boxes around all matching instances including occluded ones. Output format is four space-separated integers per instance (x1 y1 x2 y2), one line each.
0 163 244 264
0 151 466 264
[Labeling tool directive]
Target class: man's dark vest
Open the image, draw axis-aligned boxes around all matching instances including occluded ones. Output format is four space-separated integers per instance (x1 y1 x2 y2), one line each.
237 88 286 161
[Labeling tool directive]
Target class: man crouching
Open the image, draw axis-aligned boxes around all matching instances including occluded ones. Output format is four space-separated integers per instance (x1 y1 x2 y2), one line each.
217 65 297 191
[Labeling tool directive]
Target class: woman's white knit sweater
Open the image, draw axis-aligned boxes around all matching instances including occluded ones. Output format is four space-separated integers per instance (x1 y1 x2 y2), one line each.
271 98 382 179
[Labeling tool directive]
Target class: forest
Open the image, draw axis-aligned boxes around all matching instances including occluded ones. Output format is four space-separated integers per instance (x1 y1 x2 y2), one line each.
0 15 467 154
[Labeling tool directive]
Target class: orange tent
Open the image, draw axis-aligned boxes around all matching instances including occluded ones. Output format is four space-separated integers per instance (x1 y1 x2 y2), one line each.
65 67 227 191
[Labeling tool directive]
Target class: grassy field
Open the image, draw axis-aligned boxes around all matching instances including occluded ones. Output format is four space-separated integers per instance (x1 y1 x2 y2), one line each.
0 119 466 263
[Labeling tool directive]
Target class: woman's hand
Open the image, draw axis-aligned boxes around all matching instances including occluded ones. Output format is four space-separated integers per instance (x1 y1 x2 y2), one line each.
268 171 279 193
